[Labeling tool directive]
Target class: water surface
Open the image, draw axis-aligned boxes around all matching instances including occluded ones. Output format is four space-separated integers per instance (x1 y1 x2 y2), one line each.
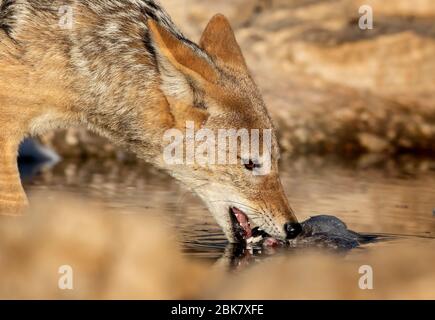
21 155 435 261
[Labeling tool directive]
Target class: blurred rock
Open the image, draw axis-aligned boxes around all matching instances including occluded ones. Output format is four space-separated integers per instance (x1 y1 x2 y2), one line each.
352 0 435 17
38 128 136 160
206 241 435 299
18 139 60 163
233 0 435 154
1 194 434 299
0 194 211 299
18 139 60 180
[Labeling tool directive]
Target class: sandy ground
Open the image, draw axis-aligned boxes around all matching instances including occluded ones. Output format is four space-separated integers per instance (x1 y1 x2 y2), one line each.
0 193 434 299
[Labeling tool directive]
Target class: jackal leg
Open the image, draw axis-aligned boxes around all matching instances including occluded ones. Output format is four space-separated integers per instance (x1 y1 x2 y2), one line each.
0 136 28 215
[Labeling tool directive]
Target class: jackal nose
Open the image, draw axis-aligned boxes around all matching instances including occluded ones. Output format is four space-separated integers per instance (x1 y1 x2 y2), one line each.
284 222 302 239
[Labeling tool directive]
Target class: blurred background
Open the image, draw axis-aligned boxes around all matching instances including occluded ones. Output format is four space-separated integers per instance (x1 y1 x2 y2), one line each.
3 0 435 299
38 0 435 158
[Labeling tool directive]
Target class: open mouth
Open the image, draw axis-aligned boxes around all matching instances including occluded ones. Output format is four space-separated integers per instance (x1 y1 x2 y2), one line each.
229 207 278 246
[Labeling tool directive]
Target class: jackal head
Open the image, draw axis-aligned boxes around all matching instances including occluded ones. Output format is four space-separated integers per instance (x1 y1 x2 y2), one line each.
148 14 301 243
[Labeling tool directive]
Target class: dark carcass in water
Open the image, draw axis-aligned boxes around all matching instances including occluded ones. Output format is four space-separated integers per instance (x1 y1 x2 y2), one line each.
248 215 378 251
288 215 378 249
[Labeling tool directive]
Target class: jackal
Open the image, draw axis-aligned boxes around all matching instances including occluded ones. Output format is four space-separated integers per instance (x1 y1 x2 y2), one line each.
0 0 301 243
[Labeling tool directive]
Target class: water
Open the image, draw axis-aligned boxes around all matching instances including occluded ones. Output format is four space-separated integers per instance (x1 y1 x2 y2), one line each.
20 155 435 261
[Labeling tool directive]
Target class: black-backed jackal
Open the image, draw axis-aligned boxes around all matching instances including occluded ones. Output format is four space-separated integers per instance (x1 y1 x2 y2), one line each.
0 0 301 243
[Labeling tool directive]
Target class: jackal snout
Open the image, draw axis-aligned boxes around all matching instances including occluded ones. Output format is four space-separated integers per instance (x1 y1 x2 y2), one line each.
245 174 301 240
184 164 300 243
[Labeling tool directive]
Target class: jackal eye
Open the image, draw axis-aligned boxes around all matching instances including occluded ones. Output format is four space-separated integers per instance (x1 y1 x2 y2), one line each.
244 160 261 171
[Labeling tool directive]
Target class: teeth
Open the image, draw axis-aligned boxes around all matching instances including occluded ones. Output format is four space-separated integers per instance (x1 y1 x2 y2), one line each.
247 235 263 244
252 227 269 238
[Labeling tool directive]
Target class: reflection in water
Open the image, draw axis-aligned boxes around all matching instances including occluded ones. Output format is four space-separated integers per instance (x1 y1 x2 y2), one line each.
18 139 60 181
20 155 435 262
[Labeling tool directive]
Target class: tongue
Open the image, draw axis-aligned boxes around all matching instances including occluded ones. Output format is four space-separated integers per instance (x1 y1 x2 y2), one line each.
233 208 252 239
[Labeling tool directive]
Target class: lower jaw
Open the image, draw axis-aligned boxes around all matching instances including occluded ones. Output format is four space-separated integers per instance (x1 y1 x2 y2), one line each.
229 207 285 247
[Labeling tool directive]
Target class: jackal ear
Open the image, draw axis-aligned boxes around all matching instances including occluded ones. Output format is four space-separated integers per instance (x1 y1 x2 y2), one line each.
147 19 217 102
200 14 248 71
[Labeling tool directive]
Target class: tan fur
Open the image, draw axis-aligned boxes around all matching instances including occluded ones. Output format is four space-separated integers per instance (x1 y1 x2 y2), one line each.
0 136 27 215
200 14 248 71
0 1 298 242
148 19 218 83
